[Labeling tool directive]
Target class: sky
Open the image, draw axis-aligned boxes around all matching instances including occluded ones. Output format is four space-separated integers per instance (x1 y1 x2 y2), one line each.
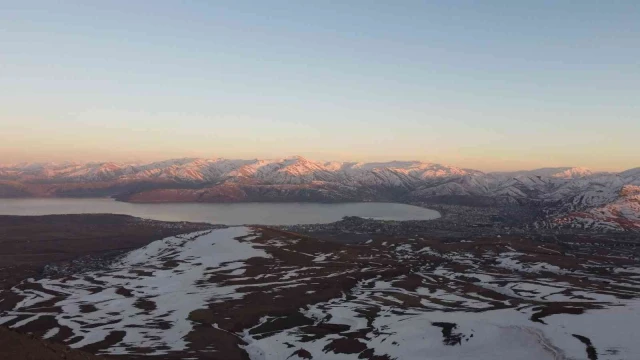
1 1 639 172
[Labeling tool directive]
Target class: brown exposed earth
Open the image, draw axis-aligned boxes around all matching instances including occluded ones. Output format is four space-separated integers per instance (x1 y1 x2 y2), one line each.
0 326 103 360
0 214 214 291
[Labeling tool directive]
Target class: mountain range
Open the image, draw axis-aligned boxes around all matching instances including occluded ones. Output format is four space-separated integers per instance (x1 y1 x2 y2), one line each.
1 156 639 231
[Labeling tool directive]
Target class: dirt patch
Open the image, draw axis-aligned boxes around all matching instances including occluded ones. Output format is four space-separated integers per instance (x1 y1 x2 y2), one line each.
80 330 126 354
79 304 98 313
289 348 312 359
530 304 589 324
0 326 104 360
115 287 133 298
322 338 368 354
573 334 598 360
432 322 464 346
133 297 157 311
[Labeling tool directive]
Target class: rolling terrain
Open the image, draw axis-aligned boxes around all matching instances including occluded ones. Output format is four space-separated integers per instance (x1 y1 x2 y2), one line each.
1 225 638 359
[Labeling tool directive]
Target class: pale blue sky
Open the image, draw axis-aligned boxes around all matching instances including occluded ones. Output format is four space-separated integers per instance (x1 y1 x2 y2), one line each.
1 1 638 171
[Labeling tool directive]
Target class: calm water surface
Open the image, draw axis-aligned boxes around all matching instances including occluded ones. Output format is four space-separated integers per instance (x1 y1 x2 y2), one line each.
0 198 440 225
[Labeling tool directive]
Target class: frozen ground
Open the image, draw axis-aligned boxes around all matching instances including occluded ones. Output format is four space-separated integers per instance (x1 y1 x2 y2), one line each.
1 227 639 359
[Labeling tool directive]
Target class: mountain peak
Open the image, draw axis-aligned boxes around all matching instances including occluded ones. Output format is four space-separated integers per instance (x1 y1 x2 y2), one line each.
550 167 593 179
492 167 594 179
286 155 309 162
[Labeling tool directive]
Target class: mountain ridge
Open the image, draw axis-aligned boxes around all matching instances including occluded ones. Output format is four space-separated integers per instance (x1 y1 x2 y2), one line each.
1 156 639 231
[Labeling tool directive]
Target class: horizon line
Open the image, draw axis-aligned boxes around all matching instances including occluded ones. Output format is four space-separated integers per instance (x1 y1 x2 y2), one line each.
1 155 637 174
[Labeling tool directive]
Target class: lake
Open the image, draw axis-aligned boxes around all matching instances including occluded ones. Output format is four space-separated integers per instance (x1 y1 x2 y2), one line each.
0 198 440 225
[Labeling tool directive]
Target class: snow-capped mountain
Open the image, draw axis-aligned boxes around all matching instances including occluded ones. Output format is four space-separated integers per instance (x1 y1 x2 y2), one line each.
0 157 478 202
0 156 474 186
1 157 639 231
492 167 595 179
552 185 640 231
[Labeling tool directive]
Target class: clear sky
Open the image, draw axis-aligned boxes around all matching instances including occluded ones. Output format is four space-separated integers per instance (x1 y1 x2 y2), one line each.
1 1 638 171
